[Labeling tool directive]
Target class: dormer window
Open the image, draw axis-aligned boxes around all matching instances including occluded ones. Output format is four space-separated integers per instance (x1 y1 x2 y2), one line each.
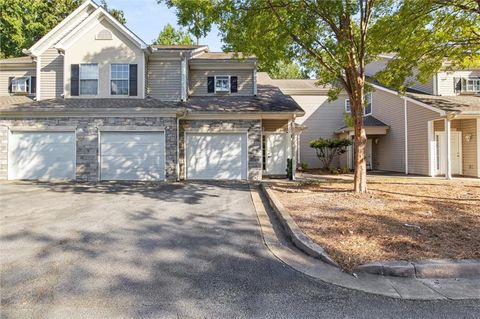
215 76 230 92
11 77 30 93
465 78 480 93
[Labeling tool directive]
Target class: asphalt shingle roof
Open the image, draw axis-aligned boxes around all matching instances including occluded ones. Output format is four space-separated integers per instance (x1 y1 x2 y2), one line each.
0 56 34 64
405 90 480 113
336 115 389 132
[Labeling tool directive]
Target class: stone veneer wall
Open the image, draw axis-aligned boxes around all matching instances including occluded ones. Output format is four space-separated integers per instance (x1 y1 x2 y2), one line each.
0 117 177 181
179 119 262 180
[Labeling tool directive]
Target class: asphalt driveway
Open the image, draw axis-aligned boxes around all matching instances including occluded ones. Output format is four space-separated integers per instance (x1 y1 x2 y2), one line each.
0 181 478 318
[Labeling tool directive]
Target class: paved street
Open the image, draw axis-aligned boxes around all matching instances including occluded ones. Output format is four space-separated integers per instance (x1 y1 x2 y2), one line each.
0 181 478 318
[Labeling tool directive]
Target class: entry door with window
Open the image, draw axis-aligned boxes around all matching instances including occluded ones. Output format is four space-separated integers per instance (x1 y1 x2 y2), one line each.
435 131 462 175
265 133 288 175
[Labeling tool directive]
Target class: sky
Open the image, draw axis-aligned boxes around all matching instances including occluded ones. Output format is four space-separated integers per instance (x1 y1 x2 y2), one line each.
108 0 224 51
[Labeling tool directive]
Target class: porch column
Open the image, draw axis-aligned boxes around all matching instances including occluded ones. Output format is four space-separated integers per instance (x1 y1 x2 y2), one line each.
445 118 452 180
288 119 297 180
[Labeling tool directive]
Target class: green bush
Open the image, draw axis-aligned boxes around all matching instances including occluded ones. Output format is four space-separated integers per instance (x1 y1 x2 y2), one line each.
309 138 352 169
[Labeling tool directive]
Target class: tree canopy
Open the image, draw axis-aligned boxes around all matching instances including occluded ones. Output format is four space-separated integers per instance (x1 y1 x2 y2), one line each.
261 61 309 79
371 0 480 91
100 0 127 25
153 23 194 46
0 0 126 58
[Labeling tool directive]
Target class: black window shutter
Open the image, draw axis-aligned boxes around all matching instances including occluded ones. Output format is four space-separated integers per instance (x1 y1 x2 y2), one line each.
454 77 462 93
230 76 238 93
8 77 13 93
31 76 36 94
71 64 79 96
129 64 138 96
207 76 214 93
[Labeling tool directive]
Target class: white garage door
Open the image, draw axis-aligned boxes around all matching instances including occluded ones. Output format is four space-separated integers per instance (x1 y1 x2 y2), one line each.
186 133 248 180
100 131 165 181
8 131 76 180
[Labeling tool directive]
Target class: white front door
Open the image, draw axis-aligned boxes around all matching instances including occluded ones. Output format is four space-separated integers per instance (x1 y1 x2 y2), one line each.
265 133 288 175
185 133 248 180
435 131 462 175
100 131 165 181
8 131 76 180
366 139 373 170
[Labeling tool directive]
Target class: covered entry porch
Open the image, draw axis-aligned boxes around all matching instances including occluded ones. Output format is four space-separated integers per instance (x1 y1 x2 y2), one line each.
429 117 480 179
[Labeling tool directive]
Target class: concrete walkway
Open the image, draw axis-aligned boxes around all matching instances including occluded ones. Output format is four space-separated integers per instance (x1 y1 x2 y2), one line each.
250 184 480 300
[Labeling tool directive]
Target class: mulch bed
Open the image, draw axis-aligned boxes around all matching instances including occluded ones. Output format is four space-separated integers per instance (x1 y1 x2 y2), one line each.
271 178 480 272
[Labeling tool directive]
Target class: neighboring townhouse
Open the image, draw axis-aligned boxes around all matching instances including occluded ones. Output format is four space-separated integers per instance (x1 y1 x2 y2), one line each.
262 57 480 179
0 0 303 182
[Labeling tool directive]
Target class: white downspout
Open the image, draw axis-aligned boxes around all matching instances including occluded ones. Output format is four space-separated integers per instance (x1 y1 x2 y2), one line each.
176 110 188 181
404 99 408 175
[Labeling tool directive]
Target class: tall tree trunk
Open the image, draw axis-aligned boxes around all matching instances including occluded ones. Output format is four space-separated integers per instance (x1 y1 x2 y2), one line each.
353 123 367 193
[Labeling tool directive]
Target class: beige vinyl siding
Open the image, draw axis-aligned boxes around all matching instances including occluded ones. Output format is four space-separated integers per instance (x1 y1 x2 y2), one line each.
40 47 64 99
293 95 346 168
147 59 181 100
437 70 480 96
371 90 405 172
63 19 145 99
365 58 388 77
0 67 36 96
407 101 440 175
189 69 253 96
434 119 478 177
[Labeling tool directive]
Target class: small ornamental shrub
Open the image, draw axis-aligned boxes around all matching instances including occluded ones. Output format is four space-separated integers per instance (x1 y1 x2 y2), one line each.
309 138 352 169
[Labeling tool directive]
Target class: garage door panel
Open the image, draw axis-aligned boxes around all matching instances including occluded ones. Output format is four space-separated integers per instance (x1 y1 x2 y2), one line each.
9 131 76 180
186 133 247 180
100 131 165 181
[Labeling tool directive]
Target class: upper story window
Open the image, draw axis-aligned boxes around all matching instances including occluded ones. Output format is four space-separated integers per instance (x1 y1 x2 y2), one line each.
79 64 98 96
464 78 480 93
215 76 230 92
207 75 238 94
345 93 372 115
11 77 29 93
111 64 129 95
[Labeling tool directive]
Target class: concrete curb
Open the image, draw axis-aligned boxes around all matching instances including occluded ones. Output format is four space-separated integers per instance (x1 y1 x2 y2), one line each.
260 183 338 267
356 259 480 278
261 183 480 279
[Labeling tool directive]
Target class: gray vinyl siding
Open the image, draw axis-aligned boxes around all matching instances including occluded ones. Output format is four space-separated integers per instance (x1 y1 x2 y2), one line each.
0 67 36 96
406 101 440 175
371 90 406 172
189 69 253 96
40 47 64 99
410 76 434 95
147 59 181 100
293 95 347 168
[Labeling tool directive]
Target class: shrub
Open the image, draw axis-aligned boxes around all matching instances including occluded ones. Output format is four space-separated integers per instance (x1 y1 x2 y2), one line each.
309 138 352 169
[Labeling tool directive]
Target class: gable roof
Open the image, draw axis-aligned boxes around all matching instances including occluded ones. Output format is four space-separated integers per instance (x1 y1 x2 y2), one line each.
257 72 331 95
55 5 147 51
192 52 256 60
27 0 98 56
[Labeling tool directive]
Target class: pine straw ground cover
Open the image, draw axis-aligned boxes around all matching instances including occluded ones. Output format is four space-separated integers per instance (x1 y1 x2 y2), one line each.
271 177 480 272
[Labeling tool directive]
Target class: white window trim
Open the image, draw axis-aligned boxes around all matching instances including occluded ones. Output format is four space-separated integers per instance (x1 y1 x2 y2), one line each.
214 75 231 93
463 78 480 93
344 93 373 115
11 76 32 94
110 63 130 96
79 63 99 96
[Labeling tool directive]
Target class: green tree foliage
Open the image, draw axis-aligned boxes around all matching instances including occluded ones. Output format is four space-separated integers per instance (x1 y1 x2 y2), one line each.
160 0 396 192
100 0 126 25
153 23 194 45
310 138 352 169
0 0 126 58
371 0 480 91
261 61 309 79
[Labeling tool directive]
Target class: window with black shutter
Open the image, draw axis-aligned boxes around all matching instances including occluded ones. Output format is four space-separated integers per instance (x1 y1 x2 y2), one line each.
31 76 36 94
8 77 13 93
207 76 215 93
230 76 238 93
71 64 79 96
454 77 462 93
129 64 137 96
